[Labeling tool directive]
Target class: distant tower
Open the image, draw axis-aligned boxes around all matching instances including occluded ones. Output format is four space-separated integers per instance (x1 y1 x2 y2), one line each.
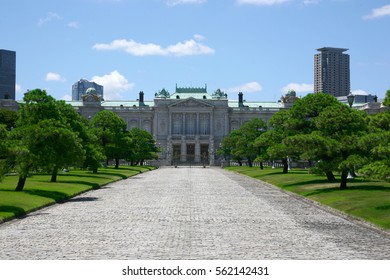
0 49 16 100
72 79 104 101
314 47 350 97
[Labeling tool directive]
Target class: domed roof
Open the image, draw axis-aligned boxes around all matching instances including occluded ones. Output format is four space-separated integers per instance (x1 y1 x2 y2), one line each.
85 87 97 95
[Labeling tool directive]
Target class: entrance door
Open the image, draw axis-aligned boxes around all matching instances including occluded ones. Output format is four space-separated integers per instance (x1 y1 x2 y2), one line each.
201 144 209 165
187 144 195 163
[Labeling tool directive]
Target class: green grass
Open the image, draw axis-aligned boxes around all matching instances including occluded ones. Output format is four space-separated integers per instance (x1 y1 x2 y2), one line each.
0 165 155 222
226 166 390 230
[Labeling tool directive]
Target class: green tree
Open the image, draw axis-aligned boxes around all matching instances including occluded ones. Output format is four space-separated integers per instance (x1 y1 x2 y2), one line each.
357 111 390 180
383 89 390 106
0 108 17 130
314 103 368 189
219 118 267 167
9 89 88 189
127 128 159 165
90 110 128 168
255 110 291 173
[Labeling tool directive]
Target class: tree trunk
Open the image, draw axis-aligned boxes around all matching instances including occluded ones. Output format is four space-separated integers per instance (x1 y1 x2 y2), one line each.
282 158 288 173
238 160 242 166
140 160 144 166
115 158 119 169
15 176 27 192
92 167 98 174
247 157 253 167
340 171 348 189
51 167 58 182
260 161 264 170
325 171 336 182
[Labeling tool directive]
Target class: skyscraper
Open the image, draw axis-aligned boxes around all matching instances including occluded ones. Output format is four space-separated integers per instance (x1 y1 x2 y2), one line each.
72 79 104 101
314 47 350 97
0 49 16 100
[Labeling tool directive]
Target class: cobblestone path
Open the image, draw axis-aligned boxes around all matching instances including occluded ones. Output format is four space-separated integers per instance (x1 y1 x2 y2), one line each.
0 167 389 259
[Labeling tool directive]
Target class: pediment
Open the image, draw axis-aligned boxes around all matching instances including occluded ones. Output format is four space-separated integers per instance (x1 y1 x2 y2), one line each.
169 97 214 108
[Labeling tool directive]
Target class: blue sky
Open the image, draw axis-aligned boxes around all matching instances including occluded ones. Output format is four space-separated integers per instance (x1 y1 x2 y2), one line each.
1 0 390 101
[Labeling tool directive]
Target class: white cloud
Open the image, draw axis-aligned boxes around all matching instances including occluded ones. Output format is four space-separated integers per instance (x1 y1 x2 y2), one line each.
67 21 80 28
38 12 62 26
237 0 290 6
224 82 263 94
364 5 390 20
91 70 134 100
45 72 66 82
351 89 369 96
281 83 313 94
93 36 215 57
61 94 72 101
166 0 206 6
15 84 23 93
303 0 320 5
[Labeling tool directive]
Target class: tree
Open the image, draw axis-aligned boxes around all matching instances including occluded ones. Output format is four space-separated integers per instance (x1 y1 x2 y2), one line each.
218 118 267 167
357 111 390 180
90 110 128 168
9 89 87 189
314 103 368 189
30 119 85 182
383 89 390 107
127 128 159 165
255 110 291 173
0 108 17 130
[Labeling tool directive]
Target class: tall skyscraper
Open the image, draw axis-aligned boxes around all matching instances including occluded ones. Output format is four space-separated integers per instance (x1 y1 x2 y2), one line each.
0 49 16 100
314 47 350 97
72 79 104 101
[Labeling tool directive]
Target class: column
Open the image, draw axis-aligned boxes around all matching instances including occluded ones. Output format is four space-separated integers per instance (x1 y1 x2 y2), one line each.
195 135 200 162
181 136 186 162
196 113 199 135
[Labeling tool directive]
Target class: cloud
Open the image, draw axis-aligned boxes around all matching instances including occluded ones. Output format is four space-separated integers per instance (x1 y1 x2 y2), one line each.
224 82 263 94
15 84 23 93
166 0 206 6
91 70 134 100
237 0 290 6
281 83 314 94
303 0 320 5
45 72 66 82
351 89 370 96
38 12 62 26
363 5 390 20
67 21 80 28
93 35 215 57
61 94 72 101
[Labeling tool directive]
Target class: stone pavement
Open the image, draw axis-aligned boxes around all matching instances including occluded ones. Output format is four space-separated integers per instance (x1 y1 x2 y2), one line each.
0 167 389 259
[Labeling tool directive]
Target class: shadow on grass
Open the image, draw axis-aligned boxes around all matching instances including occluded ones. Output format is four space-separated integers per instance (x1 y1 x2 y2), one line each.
0 205 26 216
304 185 390 197
375 205 390 211
283 179 333 187
24 190 69 202
96 172 128 179
59 180 101 189
67 197 99 203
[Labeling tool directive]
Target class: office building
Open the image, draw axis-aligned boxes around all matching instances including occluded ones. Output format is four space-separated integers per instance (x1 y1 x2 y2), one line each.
72 79 103 101
314 47 350 97
0 49 16 100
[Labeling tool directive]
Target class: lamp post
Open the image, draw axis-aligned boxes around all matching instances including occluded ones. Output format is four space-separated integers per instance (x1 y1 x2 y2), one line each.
347 93 355 108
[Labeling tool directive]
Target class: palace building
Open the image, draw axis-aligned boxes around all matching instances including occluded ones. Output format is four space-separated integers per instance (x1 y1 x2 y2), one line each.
67 85 291 166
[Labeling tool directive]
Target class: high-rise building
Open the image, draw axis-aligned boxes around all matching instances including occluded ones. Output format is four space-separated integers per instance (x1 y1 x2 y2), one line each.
314 47 350 97
72 79 103 101
0 49 16 100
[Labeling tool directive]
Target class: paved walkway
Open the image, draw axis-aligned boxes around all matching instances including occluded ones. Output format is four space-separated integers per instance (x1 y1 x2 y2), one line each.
0 167 389 259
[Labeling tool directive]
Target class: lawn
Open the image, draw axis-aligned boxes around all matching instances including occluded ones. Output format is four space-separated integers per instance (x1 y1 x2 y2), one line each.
0 166 155 222
226 166 390 230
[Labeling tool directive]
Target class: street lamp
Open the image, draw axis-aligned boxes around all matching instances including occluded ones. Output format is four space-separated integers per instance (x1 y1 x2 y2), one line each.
347 93 355 108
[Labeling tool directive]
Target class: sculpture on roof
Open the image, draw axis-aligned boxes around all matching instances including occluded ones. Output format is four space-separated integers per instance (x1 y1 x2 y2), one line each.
280 90 299 105
155 88 170 98
212 89 227 99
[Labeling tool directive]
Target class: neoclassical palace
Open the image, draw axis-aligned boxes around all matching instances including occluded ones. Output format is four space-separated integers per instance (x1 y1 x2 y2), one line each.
76 86 285 166
0 85 386 166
